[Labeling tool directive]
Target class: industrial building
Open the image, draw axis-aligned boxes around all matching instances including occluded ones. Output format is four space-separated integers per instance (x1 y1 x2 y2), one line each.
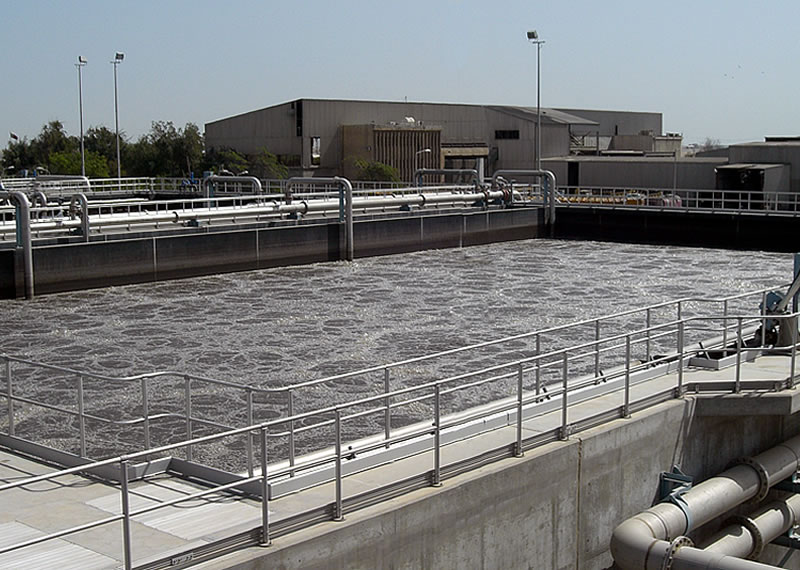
204 98 664 181
205 99 800 198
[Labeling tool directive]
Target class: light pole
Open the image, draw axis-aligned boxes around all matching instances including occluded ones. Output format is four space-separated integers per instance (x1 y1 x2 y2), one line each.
111 52 124 186
414 148 432 185
527 30 545 172
76 56 87 177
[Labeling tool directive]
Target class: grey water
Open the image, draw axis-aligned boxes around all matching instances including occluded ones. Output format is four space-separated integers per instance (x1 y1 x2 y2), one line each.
0 239 791 464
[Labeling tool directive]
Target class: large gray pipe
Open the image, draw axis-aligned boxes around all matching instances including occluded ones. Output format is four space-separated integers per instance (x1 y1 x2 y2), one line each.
287 177 353 261
611 434 800 569
1 191 34 299
69 193 90 241
203 175 263 198
2 189 502 238
700 494 800 561
491 169 557 227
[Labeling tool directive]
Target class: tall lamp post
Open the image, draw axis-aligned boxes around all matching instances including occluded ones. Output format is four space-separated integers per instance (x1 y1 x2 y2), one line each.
527 30 545 172
414 148 432 185
76 56 87 177
111 52 124 186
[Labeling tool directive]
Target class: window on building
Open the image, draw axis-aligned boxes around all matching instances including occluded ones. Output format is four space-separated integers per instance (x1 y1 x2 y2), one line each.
495 130 520 140
311 136 320 166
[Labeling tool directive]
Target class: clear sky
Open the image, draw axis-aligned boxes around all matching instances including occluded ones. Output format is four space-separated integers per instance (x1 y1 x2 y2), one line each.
2 0 798 147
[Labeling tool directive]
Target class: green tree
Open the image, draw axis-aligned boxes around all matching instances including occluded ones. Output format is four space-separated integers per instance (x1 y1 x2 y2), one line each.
351 158 400 182
84 126 119 173
250 148 288 179
205 148 249 175
48 150 81 174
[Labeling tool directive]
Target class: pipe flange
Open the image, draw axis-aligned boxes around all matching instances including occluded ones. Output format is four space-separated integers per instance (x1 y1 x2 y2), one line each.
419 194 426 208
661 535 694 570
734 457 770 502
727 515 764 559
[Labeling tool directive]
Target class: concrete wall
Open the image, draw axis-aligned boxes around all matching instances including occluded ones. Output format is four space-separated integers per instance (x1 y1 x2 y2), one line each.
553 207 800 252
201 398 800 570
0 208 544 299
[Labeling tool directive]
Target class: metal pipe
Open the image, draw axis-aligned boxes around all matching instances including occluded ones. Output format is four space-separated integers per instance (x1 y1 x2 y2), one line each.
203 175 263 198
1 188 505 238
491 169 557 226
701 494 800 560
2 191 34 299
287 177 353 261
69 193 90 241
610 433 800 569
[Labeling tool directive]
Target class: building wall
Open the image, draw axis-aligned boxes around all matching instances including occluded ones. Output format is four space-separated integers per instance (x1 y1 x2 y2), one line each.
555 108 663 137
545 157 727 190
729 143 800 192
206 99 578 178
205 102 301 164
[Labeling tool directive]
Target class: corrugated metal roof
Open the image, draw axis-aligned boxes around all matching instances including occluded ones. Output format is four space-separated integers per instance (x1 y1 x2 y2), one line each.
716 163 785 170
487 105 599 126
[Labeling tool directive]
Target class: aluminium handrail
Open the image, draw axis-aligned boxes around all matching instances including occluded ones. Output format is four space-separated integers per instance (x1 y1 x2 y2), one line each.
2 307 797 567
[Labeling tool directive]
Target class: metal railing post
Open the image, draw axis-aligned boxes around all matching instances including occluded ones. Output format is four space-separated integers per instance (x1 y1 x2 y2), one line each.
141 377 151 450
560 352 569 440
676 301 683 350
735 317 743 393
433 383 442 486
761 292 768 347
288 390 296 475
184 375 193 462
384 368 391 447
677 321 685 395
78 374 86 457
259 427 270 546
791 320 798 389
535 334 541 394
594 319 601 377
722 300 729 349
645 308 652 363
246 389 254 477
120 458 133 570
623 336 631 418
5 358 14 436
334 409 344 520
516 363 524 457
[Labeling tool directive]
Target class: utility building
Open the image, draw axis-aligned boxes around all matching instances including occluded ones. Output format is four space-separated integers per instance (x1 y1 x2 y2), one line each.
204 98 663 181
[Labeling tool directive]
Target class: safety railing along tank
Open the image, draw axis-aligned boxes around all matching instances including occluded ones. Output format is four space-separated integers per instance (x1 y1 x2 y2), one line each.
1 286 782 479
558 186 800 214
0 298 797 569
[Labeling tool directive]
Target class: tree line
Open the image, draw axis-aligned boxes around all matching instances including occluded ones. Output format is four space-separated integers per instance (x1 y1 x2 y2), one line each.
1 120 288 180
